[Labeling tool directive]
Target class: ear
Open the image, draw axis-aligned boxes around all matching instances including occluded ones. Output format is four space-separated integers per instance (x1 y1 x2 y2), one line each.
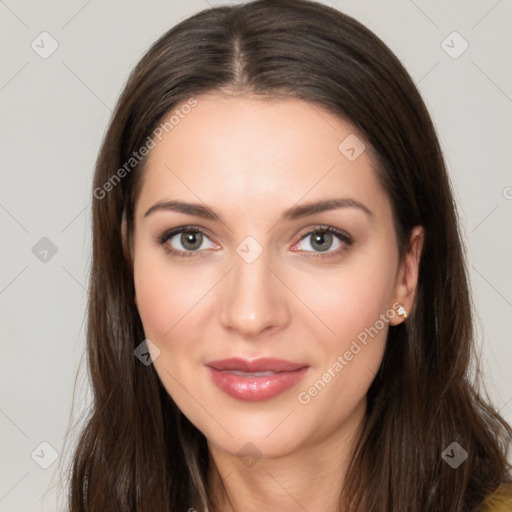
121 211 137 306
389 225 424 325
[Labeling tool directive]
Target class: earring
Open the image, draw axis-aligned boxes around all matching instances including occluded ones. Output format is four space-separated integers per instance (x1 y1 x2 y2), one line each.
397 305 407 319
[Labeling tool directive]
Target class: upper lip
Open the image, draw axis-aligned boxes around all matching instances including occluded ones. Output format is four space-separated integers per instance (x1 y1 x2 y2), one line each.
205 357 308 373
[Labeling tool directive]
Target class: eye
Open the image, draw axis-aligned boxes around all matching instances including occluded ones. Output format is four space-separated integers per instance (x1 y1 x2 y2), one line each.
293 225 353 258
156 224 353 259
157 226 218 258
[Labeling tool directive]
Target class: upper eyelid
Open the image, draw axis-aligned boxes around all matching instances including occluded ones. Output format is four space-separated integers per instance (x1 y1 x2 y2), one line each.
300 225 351 239
160 225 215 243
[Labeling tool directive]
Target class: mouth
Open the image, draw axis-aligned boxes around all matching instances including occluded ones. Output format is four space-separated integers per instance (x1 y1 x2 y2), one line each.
205 357 309 401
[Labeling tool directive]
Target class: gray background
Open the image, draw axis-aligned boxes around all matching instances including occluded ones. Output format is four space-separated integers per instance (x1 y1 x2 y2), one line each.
1 0 511 510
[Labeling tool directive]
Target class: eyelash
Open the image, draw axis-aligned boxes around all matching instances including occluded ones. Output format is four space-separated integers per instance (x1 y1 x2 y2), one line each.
156 225 353 260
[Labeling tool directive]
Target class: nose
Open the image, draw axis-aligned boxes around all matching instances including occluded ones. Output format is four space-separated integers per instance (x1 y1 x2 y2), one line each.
219 246 290 338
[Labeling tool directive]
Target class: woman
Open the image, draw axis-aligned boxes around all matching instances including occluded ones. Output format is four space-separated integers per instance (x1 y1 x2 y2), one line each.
66 0 512 510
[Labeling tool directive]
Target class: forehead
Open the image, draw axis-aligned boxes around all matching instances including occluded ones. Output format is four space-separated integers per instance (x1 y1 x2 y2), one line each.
135 94 389 223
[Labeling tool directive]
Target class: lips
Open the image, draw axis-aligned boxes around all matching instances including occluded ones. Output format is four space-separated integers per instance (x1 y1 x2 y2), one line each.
205 357 309 401
206 357 307 373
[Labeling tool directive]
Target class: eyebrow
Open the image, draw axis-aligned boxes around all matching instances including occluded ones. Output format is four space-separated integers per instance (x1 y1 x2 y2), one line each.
143 197 373 222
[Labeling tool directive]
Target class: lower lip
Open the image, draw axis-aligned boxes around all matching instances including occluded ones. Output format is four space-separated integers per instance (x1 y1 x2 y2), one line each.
206 366 309 401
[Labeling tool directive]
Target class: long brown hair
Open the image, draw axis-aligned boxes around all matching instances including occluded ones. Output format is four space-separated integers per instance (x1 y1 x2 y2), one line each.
64 1 512 510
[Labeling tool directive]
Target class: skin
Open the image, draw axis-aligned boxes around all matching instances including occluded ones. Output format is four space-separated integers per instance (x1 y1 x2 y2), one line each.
127 93 424 512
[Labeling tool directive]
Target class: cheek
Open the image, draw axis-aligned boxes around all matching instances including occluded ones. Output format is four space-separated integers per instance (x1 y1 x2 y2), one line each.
297 246 397 348
133 248 206 341
134 261 173 339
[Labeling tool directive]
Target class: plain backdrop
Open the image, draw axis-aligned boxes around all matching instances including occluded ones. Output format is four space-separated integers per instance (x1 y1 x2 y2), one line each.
1 1 511 510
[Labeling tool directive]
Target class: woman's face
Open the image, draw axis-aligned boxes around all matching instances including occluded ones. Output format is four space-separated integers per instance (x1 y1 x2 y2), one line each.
130 94 422 461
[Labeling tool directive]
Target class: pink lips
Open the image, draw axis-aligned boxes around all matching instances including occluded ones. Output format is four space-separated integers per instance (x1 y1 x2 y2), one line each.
205 357 309 401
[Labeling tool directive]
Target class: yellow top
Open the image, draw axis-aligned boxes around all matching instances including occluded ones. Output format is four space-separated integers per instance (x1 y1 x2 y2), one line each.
480 483 512 512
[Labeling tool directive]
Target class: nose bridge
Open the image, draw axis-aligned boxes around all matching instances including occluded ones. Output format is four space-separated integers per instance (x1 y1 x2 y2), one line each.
219 238 289 336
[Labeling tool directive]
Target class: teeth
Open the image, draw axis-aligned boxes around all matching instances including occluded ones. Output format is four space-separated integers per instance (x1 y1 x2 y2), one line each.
224 370 277 377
